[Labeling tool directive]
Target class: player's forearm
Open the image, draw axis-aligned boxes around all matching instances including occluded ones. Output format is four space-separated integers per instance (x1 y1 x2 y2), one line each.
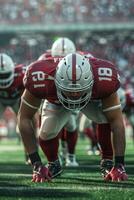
110 120 126 157
18 118 38 154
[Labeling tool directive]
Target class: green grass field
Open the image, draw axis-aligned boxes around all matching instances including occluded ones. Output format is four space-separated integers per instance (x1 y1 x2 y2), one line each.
0 137 133 200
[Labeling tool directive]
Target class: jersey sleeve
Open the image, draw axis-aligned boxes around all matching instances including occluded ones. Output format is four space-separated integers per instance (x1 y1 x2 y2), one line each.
91 58 120 99
23 60 56 100
23 62 45 98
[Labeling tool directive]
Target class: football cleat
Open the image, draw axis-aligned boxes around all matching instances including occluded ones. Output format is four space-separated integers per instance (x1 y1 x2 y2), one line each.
100 159 113 177
65 154 79 167
47 159 63 178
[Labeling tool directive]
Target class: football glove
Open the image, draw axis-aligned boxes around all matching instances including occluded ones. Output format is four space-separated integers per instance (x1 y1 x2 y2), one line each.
32 162 52 182
105 164 128 182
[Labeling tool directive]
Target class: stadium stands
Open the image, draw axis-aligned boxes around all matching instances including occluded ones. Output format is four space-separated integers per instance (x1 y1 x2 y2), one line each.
0 0 134 25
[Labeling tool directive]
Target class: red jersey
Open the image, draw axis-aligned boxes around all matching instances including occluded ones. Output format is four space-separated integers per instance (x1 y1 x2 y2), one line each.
23 57 59 104
38 50 52 60
24 55 120 104
89 57 120 99
0 64 26 105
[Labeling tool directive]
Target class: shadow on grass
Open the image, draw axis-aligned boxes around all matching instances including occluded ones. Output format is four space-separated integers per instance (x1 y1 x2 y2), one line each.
0 164 133 198
0 176 133 199
0 162 31 174
60 176 134 188
0 187 91 199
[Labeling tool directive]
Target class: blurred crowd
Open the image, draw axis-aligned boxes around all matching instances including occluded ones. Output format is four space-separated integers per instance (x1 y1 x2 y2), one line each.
0 0 134 25
77 32 134 88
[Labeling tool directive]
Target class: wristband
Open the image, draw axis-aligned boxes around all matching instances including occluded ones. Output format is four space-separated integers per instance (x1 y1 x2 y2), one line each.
114 156 124 166
29 152 41 165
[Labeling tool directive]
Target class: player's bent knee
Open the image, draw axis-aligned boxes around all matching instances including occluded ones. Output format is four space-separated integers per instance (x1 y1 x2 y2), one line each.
39 131 58 141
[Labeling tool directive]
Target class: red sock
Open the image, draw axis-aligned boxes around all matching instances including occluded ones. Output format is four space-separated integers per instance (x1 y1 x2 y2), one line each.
66 130 78 154
39 136 59 162
96 123 113 160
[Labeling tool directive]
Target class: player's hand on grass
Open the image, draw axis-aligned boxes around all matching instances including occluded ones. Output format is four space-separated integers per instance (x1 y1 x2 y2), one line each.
105 164 128 182
32 162 52 182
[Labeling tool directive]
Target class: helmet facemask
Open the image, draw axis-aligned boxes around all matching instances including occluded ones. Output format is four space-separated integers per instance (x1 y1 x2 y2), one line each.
56 84 93 111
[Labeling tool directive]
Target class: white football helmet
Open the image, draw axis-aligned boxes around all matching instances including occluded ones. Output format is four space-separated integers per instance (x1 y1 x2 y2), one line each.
0 53 15 88
51 37 76 57
55 53 94 110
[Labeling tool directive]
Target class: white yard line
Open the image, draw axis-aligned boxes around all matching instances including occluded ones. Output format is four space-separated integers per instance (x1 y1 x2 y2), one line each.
0 146 23 151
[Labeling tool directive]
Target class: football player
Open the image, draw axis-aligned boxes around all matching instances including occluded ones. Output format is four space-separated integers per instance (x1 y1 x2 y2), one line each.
39 37 79 167
125 85 134 143
0 53 38 164
18 52 128 182
0 53 23 111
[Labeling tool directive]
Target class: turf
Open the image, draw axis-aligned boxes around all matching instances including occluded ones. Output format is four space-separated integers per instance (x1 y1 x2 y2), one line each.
0 138 133 200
